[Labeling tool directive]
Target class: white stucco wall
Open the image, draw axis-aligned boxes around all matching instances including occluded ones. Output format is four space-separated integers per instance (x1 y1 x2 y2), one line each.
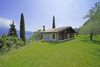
43 33 59 41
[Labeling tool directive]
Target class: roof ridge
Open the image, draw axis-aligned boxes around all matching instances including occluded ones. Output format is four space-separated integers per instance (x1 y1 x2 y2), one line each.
42 26 72 33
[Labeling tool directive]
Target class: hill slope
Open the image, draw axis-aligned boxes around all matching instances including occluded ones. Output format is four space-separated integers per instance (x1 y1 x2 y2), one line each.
79 13 100 34
0 35 100 67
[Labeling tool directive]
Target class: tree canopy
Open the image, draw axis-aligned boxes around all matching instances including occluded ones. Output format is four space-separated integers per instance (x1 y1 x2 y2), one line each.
8 21 18 37
20 13 26 45
80 2 100 34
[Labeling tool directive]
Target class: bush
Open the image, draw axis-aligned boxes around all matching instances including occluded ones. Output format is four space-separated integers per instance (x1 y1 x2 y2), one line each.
0 35 24 51
30 30 43 41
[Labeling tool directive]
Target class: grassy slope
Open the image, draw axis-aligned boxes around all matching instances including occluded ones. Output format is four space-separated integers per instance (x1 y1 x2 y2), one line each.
0 35 100 67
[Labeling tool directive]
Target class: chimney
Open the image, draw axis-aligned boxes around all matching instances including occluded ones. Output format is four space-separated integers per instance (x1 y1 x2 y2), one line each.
52 16 55 29
43 25 45 31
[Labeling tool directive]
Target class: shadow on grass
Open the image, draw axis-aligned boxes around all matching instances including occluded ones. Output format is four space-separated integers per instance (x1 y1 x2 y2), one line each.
92 40 100 45
81 39 100 45
43 39 75 45
44 41 64 45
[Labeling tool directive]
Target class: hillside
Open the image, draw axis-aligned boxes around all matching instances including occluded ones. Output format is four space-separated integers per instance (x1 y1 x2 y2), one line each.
79 12 100 34
0 35 100 67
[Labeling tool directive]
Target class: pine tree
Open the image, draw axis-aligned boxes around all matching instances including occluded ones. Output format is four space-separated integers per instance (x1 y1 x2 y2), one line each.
20 13 26 45
8 21 18 37
52 16 55 29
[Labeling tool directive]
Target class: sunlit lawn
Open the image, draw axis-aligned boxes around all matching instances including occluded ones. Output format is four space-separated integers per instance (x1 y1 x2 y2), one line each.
0 35 100 67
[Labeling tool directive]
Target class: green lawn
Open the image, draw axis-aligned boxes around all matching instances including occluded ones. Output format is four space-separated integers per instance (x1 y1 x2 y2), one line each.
0 35 100 67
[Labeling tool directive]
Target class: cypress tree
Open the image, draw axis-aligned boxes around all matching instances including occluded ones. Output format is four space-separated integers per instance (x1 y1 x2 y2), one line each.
52 16 55 29
8 21 18 37
20 13 26 45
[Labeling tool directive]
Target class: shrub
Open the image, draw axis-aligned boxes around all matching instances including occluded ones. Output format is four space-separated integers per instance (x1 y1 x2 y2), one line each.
0 35 24 51
30 30 43 41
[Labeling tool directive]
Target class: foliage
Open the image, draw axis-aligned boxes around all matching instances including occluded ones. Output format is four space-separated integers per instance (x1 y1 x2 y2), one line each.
74 28 79 35
83 2 100 19
0 35 100 67
80 2 100 34
20 13 26 45
30 30 43 41
8 21 18 37
0 35 24 51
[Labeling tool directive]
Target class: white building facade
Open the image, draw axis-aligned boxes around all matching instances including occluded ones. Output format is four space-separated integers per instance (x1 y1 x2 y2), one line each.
42 26 76 41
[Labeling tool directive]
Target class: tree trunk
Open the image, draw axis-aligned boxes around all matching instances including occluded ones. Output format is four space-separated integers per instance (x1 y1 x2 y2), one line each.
90 33 93 41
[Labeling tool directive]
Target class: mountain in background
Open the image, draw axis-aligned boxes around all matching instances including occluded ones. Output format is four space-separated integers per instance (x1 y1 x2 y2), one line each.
0 27 33 39
0 27 9 35
0 17 33 39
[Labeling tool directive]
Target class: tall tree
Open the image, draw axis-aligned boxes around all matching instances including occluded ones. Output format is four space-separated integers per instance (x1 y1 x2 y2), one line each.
83 2 100 41
8 21 18 37
20 13 26 45
52 16 55 29
84 2 100 19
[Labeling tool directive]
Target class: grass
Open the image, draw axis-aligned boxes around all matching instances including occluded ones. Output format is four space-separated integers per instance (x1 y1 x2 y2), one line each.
0 35 100 67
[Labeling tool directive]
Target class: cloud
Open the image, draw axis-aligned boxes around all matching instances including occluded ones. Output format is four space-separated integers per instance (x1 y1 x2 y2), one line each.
0 17 12 28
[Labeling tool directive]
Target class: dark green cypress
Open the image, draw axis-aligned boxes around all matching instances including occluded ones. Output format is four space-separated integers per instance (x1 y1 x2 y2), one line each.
20 13 26 45
8 21 18 37
52 16 55 29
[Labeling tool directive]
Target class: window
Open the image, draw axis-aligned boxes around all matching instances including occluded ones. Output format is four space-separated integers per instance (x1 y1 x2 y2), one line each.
53 34 55 39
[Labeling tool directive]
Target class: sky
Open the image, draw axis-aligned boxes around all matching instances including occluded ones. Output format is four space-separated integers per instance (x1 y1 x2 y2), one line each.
0 0 100 32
